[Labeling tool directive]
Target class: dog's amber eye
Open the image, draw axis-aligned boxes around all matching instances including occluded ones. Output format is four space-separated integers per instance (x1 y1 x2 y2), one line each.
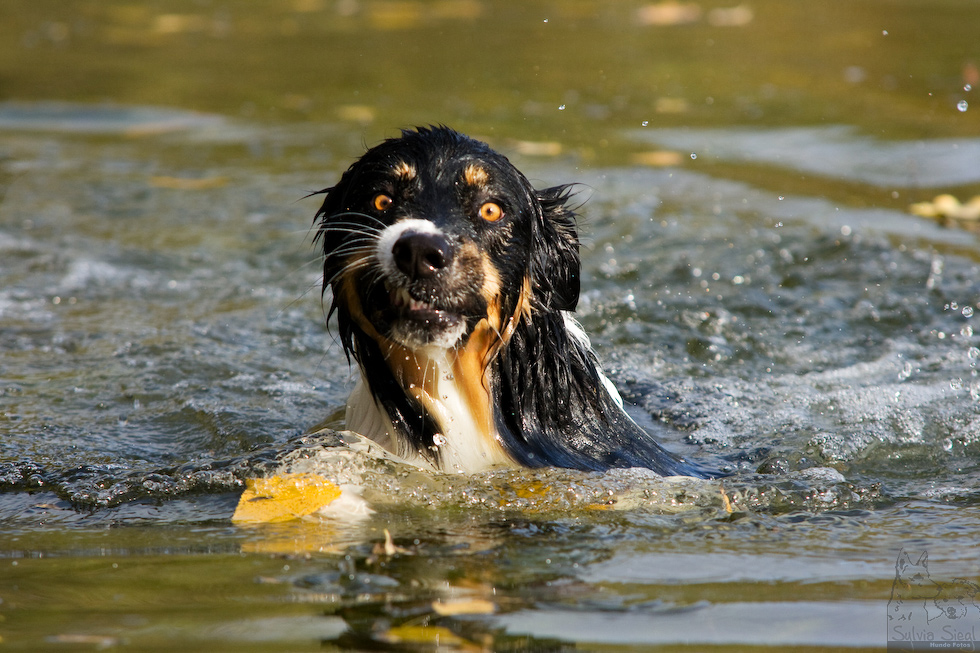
372 194 393 211
478 201 503 222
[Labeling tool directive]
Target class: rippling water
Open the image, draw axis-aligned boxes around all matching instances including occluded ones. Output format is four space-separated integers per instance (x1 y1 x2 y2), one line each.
2 1 980 650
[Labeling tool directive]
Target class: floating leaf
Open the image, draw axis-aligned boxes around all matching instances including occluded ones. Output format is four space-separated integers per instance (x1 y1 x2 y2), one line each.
631 150 684 167
909 194 980 222
232 473 342 523
380 625 466 647
432 598 497 616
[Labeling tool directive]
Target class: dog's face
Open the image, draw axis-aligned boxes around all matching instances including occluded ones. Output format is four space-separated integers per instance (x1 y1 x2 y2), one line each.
315 127 580 357
312 128 719 477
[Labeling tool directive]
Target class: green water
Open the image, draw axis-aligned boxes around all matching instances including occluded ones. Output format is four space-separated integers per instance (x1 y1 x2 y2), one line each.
2 1 980 650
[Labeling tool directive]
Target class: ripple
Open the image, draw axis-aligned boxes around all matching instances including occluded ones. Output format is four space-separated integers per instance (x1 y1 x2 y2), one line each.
630 125 980 187
0 101 224 135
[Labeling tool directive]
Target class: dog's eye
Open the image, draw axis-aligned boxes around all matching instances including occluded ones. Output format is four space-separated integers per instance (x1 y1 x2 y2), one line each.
372 194 393 212
478 201 504 222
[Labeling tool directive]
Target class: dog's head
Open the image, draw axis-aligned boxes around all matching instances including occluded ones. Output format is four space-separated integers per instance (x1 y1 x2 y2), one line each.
315 126 580 360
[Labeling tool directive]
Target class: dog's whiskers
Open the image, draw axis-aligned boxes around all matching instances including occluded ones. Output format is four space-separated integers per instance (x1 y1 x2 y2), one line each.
323 258 375 290
316 211 387 233
318 222 384 236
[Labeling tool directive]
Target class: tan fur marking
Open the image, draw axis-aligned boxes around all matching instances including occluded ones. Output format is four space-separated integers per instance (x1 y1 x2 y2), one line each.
392 161 416 180
381 341 428 392
479 259 503 322
463 164 489 188
497 276 534 347
452 321 509 461
337 261 386 344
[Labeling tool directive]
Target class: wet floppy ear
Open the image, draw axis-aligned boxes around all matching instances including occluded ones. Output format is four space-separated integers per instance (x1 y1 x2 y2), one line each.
532 184 581 312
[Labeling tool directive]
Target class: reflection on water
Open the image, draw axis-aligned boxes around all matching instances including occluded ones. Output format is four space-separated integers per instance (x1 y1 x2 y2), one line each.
2 0 980 649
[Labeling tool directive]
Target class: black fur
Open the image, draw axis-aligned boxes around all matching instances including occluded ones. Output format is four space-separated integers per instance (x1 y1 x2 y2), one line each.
314 126 718 478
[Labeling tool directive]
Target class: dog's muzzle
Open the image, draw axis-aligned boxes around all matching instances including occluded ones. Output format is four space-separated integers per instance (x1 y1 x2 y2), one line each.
374 219 480 349
391 231 453 281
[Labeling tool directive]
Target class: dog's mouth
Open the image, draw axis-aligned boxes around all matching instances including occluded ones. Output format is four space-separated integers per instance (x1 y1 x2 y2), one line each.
371 282 469 349
389 285 462 326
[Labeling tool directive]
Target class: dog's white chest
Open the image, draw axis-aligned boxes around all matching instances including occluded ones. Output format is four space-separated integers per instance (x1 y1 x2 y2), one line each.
346 352 514 474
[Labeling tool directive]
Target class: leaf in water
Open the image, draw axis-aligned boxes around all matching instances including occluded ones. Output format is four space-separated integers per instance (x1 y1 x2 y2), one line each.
630 150 684 167
432 598 497 616
909 194 980 222
232 473 342 523
636 2 702 26
379 625 467 647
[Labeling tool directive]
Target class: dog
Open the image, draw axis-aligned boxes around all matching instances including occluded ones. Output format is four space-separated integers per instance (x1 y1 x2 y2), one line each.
313 126 718 477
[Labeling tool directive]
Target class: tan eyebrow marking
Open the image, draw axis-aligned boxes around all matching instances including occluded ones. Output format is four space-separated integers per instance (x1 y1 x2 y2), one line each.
392 161 416 180
463 164 489 187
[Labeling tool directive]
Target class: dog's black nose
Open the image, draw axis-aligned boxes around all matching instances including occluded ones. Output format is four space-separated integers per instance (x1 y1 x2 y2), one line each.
392 232 453 280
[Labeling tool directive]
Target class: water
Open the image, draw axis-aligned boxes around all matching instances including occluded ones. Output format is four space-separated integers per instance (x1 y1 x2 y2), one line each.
2 1 980 650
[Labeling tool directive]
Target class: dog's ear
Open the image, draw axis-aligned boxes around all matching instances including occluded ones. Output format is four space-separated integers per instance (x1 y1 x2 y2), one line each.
533 184 581 312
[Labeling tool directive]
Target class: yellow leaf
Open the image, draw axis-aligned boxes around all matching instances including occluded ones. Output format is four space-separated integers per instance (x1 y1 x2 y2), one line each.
432 598 497 616
721 486 733 513
631 150 684 167
380 625 465 647
232 473 342 523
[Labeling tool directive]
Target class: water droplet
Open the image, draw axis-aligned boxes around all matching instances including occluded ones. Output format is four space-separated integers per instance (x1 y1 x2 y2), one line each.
543 18 549 23
964 306 975 318
641 120 649 126
882 29 888 35
950 377 963 390
558 104 566 110
962 326 974 337
943 438 953 452
957 100 969 112
778 195 785 201
690 152 697 160
966 84 973 92
968 347 980 360
898 361 913 381
432 433 447 446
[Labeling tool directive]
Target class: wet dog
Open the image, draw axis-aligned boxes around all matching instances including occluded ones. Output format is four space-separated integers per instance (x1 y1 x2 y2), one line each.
314 126 717 477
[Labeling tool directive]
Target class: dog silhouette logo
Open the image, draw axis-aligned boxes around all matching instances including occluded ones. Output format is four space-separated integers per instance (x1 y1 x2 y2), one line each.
887 549 979 651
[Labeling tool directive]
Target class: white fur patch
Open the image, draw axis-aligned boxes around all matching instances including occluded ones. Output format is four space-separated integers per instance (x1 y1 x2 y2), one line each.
563 312 624 409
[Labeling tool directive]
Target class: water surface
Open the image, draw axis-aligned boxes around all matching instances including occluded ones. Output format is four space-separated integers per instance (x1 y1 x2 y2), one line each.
2 1 980 650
